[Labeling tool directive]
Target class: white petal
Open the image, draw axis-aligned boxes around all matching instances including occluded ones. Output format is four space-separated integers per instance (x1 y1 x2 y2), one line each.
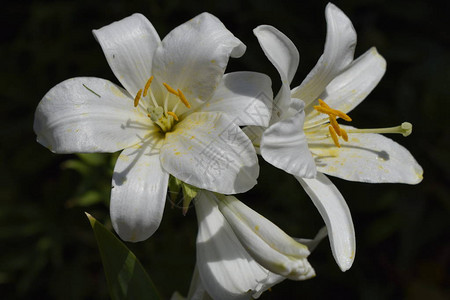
199 72 273 127
152 13 246 108
253 25 299 114
309 126 424 184
242 126 265 155
93 14 161 96
291 3 357 106
295 226 328 252
110 145 169 242
34 77 152 153
218 195 315 281
305 47 386 127
160 112 258 194
195 191 280 300
260 104 317 178
296 173 355 271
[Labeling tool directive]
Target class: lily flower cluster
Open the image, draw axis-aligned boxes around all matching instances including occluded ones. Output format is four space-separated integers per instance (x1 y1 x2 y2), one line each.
34 3 423 299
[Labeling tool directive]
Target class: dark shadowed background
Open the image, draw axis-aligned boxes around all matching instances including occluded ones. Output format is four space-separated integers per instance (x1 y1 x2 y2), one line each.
1 0 449 299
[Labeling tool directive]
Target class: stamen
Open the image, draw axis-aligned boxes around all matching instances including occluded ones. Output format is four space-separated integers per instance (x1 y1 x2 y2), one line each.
346 122 413 137
134 89 142 107
163 82 179 96
314 105 352 122
167 111 179 121
177 89 191 109
318 99 330 109
143 76 154 97
328 126 341 147
341 128 349 141
329 115 341 136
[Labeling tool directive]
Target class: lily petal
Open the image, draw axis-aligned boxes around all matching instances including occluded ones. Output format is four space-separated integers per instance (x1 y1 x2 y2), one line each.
296 173 355 271
260 100 317 178
253 25 299 115
110 145 169 242
309 126 424 184
152 13 246 109
195 191 281 300
34 77 151 153
291 3 357 106
242 125 265 154
93 14 161 97
184 265 213 300
160 112 258 194
305 47 386 127
295 226 328 252
199 72 273 127
218 195 315 280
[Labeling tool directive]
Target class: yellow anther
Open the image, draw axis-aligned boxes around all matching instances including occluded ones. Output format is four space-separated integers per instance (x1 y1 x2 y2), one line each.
341 128 348 141
143 76 154 97
318 99 330 109
314 99 352 122
329 115 341 136
167 111 179 121
328 126 341 147
177 89 191 109
134 89 142 107
163 82 179 96
335 110 352 122
314 105 352 122
314 105 335 115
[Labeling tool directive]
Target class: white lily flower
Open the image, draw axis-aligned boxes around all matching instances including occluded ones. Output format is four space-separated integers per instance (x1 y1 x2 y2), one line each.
252 3 423 271
194 191 323 300
34 13 272 242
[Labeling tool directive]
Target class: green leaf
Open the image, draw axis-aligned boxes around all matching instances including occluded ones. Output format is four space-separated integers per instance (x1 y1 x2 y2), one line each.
181 183 197 215
86 213 161 300
76 153 106 166
168 175 182 202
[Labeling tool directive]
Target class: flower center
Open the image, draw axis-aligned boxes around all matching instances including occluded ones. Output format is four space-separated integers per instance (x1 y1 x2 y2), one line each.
133 76 191 133
313 99 412 147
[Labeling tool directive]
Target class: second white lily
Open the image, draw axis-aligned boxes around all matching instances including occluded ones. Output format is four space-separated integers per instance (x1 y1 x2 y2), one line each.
252 3 423 271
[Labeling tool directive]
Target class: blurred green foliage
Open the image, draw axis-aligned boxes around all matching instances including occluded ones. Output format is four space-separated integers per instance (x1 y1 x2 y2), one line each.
1 0 449 299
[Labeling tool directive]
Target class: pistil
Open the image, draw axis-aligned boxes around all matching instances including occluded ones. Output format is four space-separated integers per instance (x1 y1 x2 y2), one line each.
345 122 412 137
133 77 193 133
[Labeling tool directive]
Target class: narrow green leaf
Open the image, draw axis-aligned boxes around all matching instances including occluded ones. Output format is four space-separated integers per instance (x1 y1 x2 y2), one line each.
86 213 161 300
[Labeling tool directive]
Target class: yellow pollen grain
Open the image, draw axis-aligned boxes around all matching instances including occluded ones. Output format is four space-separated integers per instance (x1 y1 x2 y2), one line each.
329 126 341 147
329 115 341 136
163 82 179 96
143 76 154 97
341 128 349 141
177 89 191 108
167 111 179 121
134 89 142 107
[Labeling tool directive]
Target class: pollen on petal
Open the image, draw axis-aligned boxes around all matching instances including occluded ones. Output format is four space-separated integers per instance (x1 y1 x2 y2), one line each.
329 126 341 147
134 89 142 107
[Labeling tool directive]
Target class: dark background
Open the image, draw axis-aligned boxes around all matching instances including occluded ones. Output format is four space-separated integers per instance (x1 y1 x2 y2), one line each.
1 0 449 299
